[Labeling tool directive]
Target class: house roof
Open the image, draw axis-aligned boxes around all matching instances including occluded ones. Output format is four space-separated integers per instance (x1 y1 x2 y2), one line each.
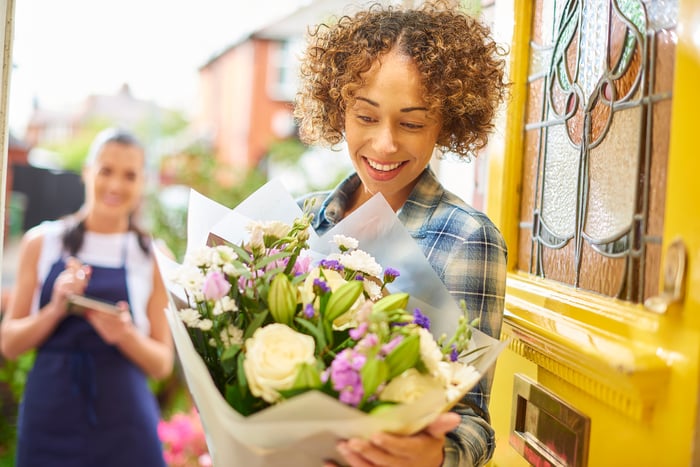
200 0 397 68
253 0 386 40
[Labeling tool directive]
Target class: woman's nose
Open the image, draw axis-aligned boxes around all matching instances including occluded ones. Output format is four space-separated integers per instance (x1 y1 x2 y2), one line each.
372 124 398 155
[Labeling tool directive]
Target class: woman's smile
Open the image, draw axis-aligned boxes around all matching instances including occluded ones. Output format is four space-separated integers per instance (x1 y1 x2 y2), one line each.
363 157 407 178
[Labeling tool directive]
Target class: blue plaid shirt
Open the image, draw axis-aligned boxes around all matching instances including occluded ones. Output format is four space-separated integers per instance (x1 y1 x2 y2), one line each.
298 167 508 466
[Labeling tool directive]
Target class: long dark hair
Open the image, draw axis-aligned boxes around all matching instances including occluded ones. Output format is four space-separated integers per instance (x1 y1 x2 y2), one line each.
62 128 150 256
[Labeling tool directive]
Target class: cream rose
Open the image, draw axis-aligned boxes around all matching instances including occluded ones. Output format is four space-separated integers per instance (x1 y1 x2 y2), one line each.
378 368 444 404
243 323 316 403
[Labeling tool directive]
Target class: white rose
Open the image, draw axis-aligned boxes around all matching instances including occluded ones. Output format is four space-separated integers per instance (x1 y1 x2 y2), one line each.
243 323 316 403
379 368 444 404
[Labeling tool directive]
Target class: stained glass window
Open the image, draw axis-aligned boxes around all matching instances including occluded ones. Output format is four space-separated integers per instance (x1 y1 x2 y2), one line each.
519 0 678 302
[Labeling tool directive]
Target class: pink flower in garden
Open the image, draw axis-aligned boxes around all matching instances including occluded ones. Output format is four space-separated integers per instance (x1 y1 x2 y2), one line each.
202 270 231 300
159 408 210 467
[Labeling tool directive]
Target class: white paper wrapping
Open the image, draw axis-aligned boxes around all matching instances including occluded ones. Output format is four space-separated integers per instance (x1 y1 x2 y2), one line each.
154 179 508 466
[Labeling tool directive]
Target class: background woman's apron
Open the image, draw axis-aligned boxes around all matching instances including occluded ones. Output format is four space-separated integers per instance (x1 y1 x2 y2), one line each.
15 247 166 467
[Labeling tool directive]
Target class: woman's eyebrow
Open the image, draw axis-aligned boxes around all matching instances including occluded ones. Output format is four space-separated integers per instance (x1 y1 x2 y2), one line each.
355 96 428 113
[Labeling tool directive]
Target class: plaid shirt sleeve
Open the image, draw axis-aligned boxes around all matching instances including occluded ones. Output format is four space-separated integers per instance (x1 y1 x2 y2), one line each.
443 405 496 466
401 171 508 467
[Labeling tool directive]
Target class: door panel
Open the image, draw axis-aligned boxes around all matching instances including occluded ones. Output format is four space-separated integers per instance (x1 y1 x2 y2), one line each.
487 0 699 465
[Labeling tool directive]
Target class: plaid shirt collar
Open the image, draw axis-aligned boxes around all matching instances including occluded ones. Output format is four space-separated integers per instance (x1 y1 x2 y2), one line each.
311 166 444 236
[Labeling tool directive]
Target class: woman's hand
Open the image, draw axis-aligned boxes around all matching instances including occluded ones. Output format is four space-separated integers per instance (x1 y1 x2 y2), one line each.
50 257 91 314
325 412 461 467
85 301 134 345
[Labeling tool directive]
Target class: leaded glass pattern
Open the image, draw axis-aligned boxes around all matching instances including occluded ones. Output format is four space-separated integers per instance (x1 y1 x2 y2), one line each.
519 0 678 302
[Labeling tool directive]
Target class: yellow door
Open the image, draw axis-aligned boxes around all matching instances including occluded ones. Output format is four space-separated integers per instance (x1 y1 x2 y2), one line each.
486 0 699 465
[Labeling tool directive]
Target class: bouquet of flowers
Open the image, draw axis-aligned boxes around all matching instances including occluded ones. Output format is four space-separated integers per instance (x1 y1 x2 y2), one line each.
154 180 506 467
171 211 480 416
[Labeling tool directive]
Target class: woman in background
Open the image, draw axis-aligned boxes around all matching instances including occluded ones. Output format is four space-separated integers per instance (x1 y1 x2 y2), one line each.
295 2 509 466
1 128 173 466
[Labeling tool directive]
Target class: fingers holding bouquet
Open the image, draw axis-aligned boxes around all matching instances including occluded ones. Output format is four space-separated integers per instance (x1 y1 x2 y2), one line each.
326 411 461 467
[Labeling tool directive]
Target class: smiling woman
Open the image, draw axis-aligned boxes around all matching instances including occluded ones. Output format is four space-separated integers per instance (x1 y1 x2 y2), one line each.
0 128 175 467
293 2 509 466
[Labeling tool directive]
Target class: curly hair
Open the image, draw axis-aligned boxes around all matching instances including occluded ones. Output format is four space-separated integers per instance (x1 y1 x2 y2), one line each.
293 1 509 160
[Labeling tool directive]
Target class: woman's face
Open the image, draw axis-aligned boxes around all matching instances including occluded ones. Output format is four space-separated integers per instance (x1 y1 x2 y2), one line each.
83 141 145 222
344 49 441 211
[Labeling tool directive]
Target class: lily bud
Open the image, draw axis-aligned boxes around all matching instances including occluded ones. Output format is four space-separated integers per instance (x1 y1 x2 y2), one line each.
384 334 420 378
372 292 410 314
292 362 322 390
268 273 297 324
360 358 388 401
325 280 364 322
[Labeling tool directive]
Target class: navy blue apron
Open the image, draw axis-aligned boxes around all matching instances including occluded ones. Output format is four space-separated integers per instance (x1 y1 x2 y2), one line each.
16 240 166 467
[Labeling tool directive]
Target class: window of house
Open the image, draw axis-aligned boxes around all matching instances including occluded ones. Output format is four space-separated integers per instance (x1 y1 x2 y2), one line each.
268 38 304 102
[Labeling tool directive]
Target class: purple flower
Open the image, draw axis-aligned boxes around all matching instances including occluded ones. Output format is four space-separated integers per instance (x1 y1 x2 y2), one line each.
339 385 364 406
349 322 368 340
381 335 404 356
357 333 379 350
201 270 231 300
328 349 366 407
413 308 430 329
313 278 331 294
318 259 344 272
383 268 400 283
303 303 315 318
450 344 459 362
355 274 364 281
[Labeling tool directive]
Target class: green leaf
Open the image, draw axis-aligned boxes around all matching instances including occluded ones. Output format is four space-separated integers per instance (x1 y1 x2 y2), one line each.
244 310 269 339
228 243 253 263
255 251 293 269
220 344 241 375
295 317 327 352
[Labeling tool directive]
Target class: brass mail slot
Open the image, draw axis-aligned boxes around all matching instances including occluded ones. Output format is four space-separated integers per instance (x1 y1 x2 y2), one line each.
510 374 590 467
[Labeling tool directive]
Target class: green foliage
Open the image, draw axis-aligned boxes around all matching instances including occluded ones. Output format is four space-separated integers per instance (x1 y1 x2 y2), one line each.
0 351 35 463
45 113 190 173
46 119 113 172
267 137 307 165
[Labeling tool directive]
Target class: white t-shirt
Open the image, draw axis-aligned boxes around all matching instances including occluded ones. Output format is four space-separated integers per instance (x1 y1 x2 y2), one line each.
32 220 154 335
